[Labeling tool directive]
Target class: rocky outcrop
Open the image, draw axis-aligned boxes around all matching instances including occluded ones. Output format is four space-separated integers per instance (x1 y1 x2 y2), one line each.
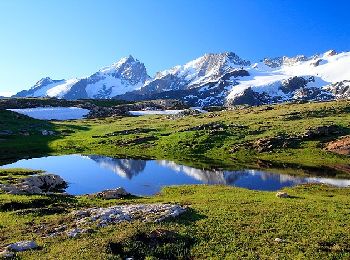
324 80 350 99
0 174 67 194
45 204 186 238
263 55 309 68
227 87 269 106
325 136 350 155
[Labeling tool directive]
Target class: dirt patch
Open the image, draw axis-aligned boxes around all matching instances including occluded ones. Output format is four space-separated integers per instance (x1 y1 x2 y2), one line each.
325 135 350 155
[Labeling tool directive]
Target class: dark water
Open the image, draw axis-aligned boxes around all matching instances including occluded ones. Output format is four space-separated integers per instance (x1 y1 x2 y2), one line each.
1 155 349 195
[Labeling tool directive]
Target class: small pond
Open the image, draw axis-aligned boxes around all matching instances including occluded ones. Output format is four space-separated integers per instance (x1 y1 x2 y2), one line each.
1 155 349 195
7 107 90 120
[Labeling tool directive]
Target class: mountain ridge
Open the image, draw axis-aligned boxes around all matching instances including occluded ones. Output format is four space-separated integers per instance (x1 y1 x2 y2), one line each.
14 50 350 106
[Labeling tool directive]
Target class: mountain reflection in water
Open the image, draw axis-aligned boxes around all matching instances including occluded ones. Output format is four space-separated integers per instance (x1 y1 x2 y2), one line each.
1 154 349 195
88 155 146 179
88 156 350 187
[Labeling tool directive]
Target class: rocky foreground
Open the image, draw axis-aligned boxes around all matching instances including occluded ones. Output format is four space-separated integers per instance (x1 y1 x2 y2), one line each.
0 172 187 258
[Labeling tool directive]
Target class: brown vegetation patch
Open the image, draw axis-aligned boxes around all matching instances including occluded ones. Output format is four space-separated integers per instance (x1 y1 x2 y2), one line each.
325 135 350 155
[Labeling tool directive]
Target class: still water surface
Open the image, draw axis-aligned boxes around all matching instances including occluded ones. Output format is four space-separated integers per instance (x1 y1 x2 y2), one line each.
1 155 349 195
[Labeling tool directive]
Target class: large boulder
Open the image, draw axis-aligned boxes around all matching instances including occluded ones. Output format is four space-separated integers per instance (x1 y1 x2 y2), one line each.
0 174 67 195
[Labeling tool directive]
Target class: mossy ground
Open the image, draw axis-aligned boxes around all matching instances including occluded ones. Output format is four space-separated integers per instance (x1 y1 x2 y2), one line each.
0 184 349 259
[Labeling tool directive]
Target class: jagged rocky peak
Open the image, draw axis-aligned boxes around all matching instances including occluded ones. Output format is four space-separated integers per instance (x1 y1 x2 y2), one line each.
155 51 250 80
188 52 250 72
99 55 150 84
263 54 309 68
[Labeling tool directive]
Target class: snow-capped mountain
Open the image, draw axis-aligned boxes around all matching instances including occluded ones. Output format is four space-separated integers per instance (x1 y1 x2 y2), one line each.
14 55 150 100
225 50 350 106
14 50 350 106
87 155 146 179
117 52 251 106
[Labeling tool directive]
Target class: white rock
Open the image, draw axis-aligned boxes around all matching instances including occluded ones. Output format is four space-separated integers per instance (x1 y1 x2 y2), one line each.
274 238 286 243
66 228 86 238
7 240 38 252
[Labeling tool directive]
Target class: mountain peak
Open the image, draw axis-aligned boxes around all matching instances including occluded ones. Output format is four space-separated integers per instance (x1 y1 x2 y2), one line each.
118 55 136 64
31 77 63 90
324 49 337 57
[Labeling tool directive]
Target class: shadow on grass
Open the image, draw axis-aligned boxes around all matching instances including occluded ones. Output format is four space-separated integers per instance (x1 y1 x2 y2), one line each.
0 194 78 212
107 228 195 260
257 159 350 178
0 109 93 165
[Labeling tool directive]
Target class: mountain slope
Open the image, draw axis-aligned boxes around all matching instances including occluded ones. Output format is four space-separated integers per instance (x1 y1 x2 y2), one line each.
63 55 150 100
14 77 79 98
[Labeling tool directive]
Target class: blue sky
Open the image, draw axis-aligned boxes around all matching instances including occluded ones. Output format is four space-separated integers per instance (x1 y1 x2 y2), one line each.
0 0 349 96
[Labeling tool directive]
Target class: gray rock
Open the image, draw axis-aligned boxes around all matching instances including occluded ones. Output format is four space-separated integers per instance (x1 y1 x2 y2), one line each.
0 250 14 258
7 240 38 252
276 192 290 198
41 130 55 136
66 228 87 238
61 204 186 238
0 174 67 195
92 187 130 199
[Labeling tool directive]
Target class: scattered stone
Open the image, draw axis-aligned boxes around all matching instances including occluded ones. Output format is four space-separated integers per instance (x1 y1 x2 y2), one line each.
0 174 67 195
66 228 87 238
91 187 130 199
19 130 30 136
0 250 14 258
0 130 13 136
6 240 38 252
276 192 290 198
181 122 229 133
274 238 286 243
41 130 55 136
